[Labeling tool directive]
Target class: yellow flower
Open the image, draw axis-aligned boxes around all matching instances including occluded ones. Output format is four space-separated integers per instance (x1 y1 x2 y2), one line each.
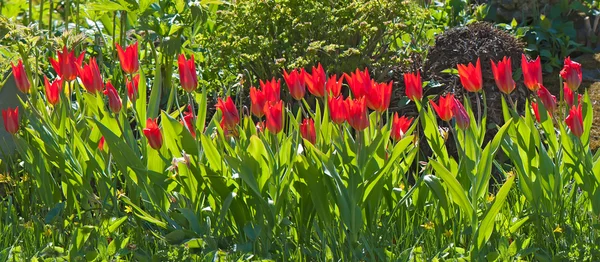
125 206 133 214
421 221 435 230
443 229 453 238
486 193 495 203
553 225 563 233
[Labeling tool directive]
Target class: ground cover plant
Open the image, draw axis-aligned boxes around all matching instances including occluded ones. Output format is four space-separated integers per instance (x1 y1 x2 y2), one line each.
0 1 600 261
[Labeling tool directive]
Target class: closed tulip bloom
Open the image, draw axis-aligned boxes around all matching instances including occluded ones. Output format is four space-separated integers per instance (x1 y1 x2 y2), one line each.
304 63 327 97
565 105 584 137
143 118 163 150
11 60 30 93
344 68 371 98
457 58 483 92
98 136 106 151
126 74 140 101
404 71 422 101
77 58 104 94
326 74 343 97
560 57 582 91
44 76 62 105
490 56 515 94
366 80 392 113
2 107 19 134
264 100 284 134
178 54 198 92
50 46 85 82
390 112 413 141
430 94 455 122
104 81 122 114
563 84 581 108
300 118 316 144
536 84 557 114
116 42 139 74
521 54 542 91
181 105 196 137
216 97 239 129
328 95 347 125
531 102 542 122
260 78 281 103
249 87 267 118
283 68 306 100
452 98 470 130
345 97 370 131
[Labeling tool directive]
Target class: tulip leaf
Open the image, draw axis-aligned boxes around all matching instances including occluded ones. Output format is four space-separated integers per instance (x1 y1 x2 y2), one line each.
475 119 511 199
429 159 474 221
195 84 208 135
136 69 148 121
476 172 515 250
147 54 162 120
423 174 449 218
581 91 593 147
93 119 145 174
200 134 222 172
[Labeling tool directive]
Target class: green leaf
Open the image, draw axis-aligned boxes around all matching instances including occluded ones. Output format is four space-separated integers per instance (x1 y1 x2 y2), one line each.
108 216 128 233
429 159 474 221
147 54 162 119
476 173 515 249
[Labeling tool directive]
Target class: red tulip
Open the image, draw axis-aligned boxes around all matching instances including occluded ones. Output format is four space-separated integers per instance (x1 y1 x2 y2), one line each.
283 68 306 100
44 76 62 105
521 54 542 91
11 60 30 93
563 84 581 108
430 94 455 122
326 74 343 97
490 56 515 94
345 97 369 131
178 54 197 93
104 81 122 114
143 118 163 150
126 74 140 101
390 112 413 141
216 97 239 129
98 136 106 151
328 95 347 125
181 105 196 137
304 63 327 97
560 57 582 91
77 58 104 94
344 68 371 98
50 46 85 82
404 71 422 101
116 42 139 74
366 80 392 113
457 58 483 93
264 100 284 134
300 118 316 144
2 107 19 134
260 78 281 103
536 84 557 114
250 86 267 118
565 104 584 137
531 102 540 122
452 98 470 130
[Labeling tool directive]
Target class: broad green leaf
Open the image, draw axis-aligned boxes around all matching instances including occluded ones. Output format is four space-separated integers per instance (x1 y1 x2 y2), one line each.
476 173 515 249
429 159 474 221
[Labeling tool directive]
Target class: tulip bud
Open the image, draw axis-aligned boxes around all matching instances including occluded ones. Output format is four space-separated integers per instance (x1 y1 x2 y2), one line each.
2 107 19 134
11 60 30 93
143 118 163 150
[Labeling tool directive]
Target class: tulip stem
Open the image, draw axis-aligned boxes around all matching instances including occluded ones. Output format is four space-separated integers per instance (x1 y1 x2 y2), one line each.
476 93 482 127
506 93 517 111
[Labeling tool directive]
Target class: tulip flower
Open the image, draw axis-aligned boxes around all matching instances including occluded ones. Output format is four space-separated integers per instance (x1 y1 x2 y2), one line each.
536 84 557 114
300 118 316 144
216 97 239 129
77 58 104 94
2 107 19 134
457 58 483 92
11 60 30 93
531 102 542 122
178 54 198 93
390 112 413 141
181 105 196 137
126 74 140 101
260 78 281 103
304 63 327 97
328 95 347 125
490 56 515 94
104 81 122 114
430 94 455 122
345 97 369 131
283 68 306 100
366 80 392 113
565 104 584 138
50 46 85 82
116 42 139 74
452 98 470 130
326 74 343 97
250 86 267 118
44 76 62 105
404 71 422 101
98 136 106 151
560 57 582 91
563 84 581 108
344 68 371 98
143 118 163 150
264 100 284 134
521 54 542 91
